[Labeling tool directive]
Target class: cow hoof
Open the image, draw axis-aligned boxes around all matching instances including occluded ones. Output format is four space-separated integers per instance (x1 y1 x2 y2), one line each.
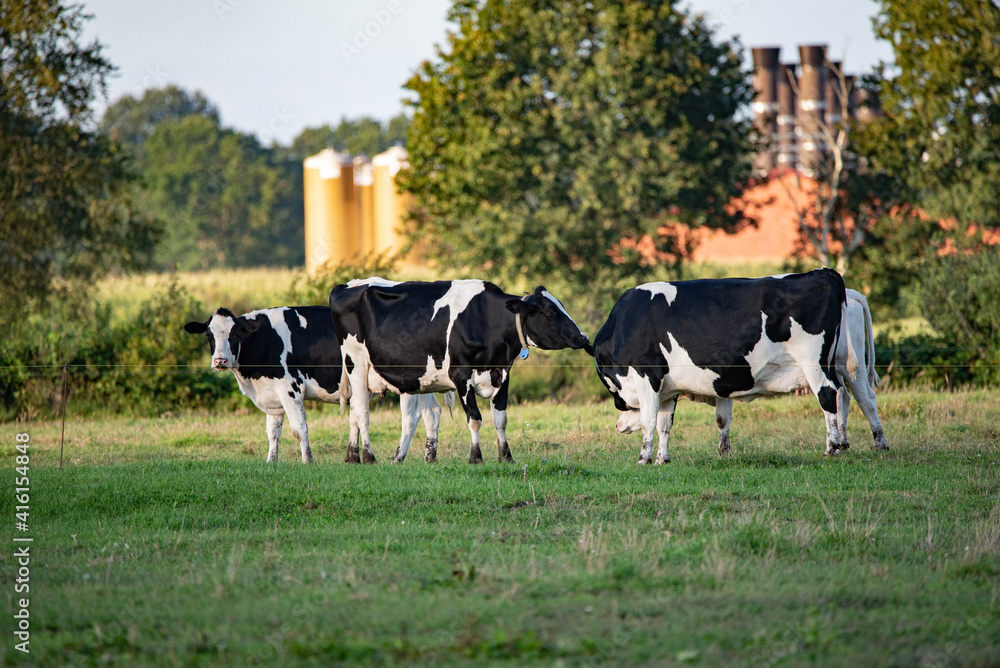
637 458 652 465
392 457 404 464
875 444 889 452
654 457 670 465
425 455 437 464
344 446 361 464
362 450 377 465
499 454 514 464
469 455 483 464
718 448 731 458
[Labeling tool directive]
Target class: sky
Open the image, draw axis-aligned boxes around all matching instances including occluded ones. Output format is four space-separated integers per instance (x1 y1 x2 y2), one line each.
80 0 893 147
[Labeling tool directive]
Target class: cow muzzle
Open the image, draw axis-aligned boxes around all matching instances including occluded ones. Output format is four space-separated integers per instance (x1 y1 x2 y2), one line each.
616 411 641 434
212 358 230 370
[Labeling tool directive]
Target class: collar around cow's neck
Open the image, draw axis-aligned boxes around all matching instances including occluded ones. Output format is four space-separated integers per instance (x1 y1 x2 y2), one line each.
515 295 529 360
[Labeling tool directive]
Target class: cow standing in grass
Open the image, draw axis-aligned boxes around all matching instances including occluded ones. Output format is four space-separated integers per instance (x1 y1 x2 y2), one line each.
594 269 858 463
184 306 448 463
329 280 593 464
614 288 888 455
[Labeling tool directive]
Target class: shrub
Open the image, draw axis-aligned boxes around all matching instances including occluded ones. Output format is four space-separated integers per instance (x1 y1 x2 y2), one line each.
1 276 235 420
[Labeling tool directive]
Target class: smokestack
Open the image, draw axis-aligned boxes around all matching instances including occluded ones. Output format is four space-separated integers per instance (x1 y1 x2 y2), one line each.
797 44 828 177
777 63 798 170
751 47 781 176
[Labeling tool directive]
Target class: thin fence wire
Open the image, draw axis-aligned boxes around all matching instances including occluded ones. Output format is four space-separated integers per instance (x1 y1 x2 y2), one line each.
1 361 997 372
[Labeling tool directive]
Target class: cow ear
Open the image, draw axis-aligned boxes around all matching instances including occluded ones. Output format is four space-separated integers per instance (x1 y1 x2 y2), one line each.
184 321 207 334
234 317 262 339
505 298 535 315
533 285 546 297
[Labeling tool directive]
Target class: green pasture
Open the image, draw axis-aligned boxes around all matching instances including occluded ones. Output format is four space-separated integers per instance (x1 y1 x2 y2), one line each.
2 389 998 666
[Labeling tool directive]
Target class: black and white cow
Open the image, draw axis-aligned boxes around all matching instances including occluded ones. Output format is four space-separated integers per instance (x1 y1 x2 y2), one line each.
594 269 858 463
615 287 888 455
183 305 447 463
329 279 593 464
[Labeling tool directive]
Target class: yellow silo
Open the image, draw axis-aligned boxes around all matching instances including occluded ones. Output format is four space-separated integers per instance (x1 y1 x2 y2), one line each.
372 145 414 262
303 148 359 273
354 156 375 258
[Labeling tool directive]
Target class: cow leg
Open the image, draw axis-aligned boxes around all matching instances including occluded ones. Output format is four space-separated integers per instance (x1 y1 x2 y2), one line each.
837 384 851 450
849 377 889 451
491 379 514 463
345 357 376 464
393 393 422 463
803 368 845 456
279 395 313 464
636 390 660 465
421 394 443 463
715 399 733 457
654 398 676 465
265 412 284 463
346 403 360 462
458 383 484 464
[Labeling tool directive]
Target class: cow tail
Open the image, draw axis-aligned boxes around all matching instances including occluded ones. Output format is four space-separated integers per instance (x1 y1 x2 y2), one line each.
443 391 455 421
841 300 860 381
856 293 880 388
836 385 848 437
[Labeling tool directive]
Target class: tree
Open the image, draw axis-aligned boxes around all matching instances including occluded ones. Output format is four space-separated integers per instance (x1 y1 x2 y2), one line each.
860 0 1000 229
141 114 302 269
98 85 304 269
0 0 159 324
400 0 755 304
99 85 219 161
851 0 1000 317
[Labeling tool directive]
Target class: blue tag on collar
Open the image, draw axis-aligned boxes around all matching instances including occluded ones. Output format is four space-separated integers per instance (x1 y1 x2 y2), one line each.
519 347 529 360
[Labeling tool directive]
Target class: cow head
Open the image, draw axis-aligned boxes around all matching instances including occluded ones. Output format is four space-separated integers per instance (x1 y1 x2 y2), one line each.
183 308 262 370
506 286 593 355
615 410 642 434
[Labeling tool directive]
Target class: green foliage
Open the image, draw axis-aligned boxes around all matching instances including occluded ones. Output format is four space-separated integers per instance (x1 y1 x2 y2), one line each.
874 333 979 389
134 110 303 269
401 0 755 301
99 85 219 161
284 113 410 162
849 0 1000 379
0 1 160 326
89 276 236 413
861 0 1000 229
872 246 999 388
917 246 1000 383
0 277 234 420
847 208 941 320
919 247 1000 352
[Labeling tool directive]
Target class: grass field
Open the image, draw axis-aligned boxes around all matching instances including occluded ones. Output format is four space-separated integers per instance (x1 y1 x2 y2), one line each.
2 388 998 666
